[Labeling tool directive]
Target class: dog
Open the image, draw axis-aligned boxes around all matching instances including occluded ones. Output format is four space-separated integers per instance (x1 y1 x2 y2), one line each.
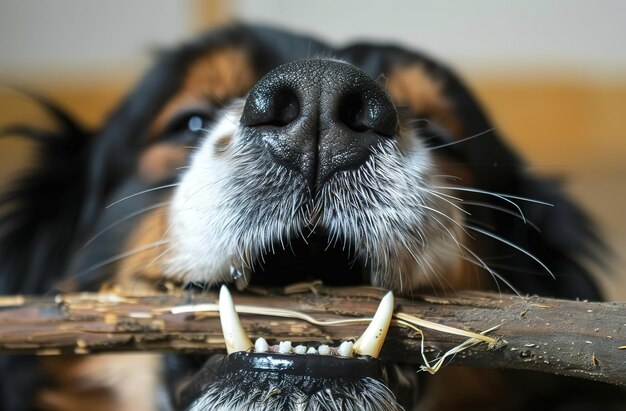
1 24 623 410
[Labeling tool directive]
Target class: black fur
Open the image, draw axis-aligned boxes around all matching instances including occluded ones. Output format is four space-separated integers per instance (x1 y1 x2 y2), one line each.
0 24 616 410
0 93 90 294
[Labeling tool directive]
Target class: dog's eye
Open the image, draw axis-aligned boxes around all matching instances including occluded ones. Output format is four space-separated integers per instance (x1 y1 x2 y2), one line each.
160 110 215 143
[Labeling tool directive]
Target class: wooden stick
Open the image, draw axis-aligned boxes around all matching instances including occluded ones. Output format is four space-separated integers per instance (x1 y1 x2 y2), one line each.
0 287 624 386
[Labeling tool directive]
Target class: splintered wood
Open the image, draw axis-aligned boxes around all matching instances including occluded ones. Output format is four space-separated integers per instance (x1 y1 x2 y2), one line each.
0 287 624 386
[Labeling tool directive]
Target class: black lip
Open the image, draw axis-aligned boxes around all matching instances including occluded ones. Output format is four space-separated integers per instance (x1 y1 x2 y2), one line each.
225 351 384 379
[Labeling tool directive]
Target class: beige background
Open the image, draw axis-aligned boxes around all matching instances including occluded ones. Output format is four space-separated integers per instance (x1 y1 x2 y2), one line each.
1 0 625 299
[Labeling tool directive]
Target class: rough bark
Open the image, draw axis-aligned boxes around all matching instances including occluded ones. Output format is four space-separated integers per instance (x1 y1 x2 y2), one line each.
0 287 624 386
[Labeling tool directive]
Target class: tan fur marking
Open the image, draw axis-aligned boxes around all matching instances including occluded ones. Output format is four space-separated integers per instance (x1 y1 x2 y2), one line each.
402 208 487 293
439 237 492 291
37 354 162 411
138 143 189 184
214 134 233 155
385 64 463 138
114 205 175 289
151 47 256 136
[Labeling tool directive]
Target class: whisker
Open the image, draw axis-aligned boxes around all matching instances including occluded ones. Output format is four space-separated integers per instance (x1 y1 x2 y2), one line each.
81 202 170 249
399 237 445 294
73 240 172 278
478 253 517 261
445 249 501 295
421 188 464 202
457 243 520 295
431 174 463 182
483 261 550 276
426 128 495 151
145 244 176 272
463 200 541 232
419 187 470 215
106 183 179 209
465 224 554 279
155 218 177 251
418 203 473 239
442 186 527 223
425 211 464 254
436 185 553 207
47 240 172 295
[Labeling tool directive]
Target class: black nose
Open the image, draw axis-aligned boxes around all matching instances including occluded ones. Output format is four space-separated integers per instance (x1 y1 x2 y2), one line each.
241 59 398 190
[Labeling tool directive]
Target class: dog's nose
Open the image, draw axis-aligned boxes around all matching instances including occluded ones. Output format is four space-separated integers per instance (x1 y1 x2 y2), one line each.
241 59 398 190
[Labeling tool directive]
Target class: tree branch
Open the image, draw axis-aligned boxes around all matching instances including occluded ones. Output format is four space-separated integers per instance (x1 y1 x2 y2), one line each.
0 287 624 386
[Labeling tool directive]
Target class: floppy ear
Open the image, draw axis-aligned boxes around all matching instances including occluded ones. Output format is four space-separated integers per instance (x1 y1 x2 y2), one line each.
0 94 90 294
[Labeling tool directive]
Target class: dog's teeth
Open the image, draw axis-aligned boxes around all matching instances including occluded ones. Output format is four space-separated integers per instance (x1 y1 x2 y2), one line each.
219 286 253 354
254 337 269 353
337 341 354 357
278 341 292 354
306 347 317 354
294 345 307 354
318 344 330 355
353 291 394 358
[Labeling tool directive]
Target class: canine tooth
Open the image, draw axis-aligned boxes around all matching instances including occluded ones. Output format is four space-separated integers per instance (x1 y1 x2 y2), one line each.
337 341 354 357
318 344 330 355
306 347 317 354
294 345 307 354
278 341 292 354
219 286 253 354
255 337 269 353
353 291 394 358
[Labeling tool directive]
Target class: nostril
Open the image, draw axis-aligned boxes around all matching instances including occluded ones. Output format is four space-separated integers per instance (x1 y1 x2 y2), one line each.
270 88 300 126
338 90 398 137
339 92 369 133
242 86 300 128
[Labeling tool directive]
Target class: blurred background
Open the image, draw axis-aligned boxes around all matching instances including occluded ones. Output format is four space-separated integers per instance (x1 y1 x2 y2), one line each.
1 0 624 298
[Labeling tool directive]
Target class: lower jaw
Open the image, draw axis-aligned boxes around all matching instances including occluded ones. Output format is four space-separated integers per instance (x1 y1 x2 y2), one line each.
185 286 400 407
184 352 404 411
